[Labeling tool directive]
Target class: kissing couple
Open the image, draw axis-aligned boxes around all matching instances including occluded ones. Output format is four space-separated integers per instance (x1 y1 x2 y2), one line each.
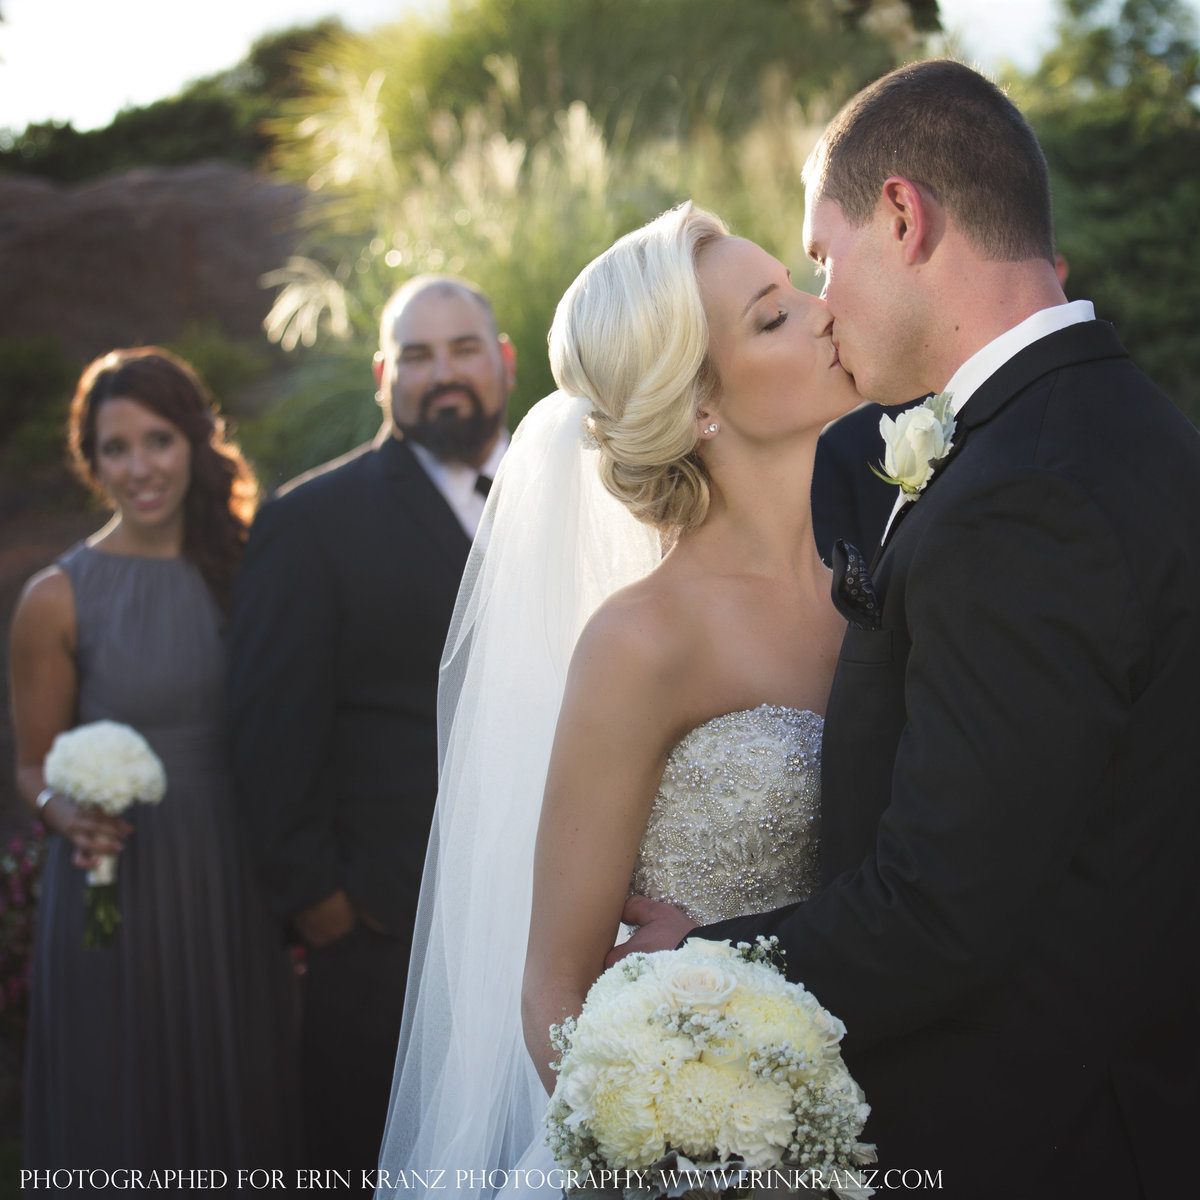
379 59 1200 1199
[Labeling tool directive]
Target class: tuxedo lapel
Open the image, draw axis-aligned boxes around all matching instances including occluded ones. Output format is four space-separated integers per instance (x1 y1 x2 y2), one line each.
376 435 472 574
874 321 1130 561
954 319 1129 435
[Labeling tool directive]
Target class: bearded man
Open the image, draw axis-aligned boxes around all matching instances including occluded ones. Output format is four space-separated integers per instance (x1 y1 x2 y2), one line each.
228 275 515 1180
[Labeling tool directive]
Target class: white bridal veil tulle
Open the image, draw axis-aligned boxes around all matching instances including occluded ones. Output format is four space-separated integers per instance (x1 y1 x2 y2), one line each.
376 392 661 1196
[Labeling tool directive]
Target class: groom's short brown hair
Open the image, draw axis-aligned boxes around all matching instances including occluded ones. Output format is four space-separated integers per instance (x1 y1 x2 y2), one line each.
803 58 1055 264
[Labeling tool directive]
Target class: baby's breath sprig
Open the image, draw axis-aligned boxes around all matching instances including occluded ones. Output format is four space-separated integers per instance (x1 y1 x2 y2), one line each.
736 934 786 971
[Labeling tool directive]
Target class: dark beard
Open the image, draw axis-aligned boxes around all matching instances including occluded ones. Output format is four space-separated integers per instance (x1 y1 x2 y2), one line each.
398 385 504 463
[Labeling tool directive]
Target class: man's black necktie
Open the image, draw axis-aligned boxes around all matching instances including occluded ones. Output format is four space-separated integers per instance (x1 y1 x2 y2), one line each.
474 473 492 498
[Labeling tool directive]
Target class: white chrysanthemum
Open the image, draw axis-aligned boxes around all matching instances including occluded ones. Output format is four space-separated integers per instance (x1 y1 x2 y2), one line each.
655 1059 742 1158
725 990 829 1070
601 968 670 1019
562 1022 691 1102
716 1076 796 1169
44 720 166 814
579 1064 667 1168
558 1054 601 1119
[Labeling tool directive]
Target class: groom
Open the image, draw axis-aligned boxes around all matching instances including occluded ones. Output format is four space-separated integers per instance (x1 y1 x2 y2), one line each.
619 60 1200 1197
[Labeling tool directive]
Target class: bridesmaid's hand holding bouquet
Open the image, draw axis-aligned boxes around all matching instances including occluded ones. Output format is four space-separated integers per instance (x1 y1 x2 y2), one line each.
44 720 166 948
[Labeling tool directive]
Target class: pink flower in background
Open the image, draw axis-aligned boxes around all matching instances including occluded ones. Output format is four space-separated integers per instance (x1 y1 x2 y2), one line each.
0 823 47 1036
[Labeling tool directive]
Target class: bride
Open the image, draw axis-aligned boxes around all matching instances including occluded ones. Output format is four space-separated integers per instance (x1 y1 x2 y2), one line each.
376 202 860 1192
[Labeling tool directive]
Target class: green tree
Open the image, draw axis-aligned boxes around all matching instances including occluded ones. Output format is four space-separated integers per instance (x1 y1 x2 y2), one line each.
1037 0 1199 98
1016 0 1200 421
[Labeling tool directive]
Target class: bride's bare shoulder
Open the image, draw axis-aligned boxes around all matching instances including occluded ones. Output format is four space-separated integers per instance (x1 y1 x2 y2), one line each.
569 568 696 694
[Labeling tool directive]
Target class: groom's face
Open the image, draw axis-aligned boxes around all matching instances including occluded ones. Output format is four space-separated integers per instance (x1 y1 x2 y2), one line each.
804 196 919 406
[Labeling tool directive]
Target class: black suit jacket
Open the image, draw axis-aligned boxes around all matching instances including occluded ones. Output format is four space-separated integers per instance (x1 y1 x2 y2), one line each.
227 433 471 940
702 322 1200 1197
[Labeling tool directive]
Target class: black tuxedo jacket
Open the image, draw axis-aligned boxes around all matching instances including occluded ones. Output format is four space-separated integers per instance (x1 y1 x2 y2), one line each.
703 322 1200 1197
227 433 471 940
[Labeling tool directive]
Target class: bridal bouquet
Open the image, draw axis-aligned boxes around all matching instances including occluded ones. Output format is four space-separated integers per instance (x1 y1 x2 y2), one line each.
44 720 166 949
547 938 875 1199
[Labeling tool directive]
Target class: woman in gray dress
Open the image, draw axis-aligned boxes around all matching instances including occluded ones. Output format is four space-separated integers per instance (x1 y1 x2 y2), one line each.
8 348 299 1176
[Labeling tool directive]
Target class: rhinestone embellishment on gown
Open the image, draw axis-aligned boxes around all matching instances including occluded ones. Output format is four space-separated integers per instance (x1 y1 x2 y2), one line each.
630 704 822 924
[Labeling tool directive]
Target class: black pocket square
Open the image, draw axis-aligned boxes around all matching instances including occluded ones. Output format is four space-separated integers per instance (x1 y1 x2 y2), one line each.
831 539 882 631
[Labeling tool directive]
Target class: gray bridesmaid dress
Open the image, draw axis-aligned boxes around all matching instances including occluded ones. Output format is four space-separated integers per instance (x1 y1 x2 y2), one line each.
23 544 299 1176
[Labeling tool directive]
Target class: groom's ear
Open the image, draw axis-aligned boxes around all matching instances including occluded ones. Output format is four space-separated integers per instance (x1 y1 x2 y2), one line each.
880 176 928 264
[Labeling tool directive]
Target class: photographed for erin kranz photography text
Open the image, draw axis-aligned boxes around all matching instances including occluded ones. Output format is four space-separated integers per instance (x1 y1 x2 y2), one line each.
16 1165 952 1192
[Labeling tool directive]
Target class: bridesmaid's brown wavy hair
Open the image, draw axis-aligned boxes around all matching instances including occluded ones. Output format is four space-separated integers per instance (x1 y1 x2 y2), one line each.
68 347 259 614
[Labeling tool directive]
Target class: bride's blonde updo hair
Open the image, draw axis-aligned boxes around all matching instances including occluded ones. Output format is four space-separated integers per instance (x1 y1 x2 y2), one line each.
549 202 729 531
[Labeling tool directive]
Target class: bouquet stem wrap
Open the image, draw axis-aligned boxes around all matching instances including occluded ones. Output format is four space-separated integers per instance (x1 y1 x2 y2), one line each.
83 868 120 950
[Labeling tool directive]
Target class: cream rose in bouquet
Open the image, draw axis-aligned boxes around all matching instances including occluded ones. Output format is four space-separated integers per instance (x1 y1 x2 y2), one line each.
43 720 166 949
546 937 876 1199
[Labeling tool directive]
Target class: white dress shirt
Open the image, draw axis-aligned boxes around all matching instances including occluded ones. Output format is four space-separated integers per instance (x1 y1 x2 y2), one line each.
409 431 510 539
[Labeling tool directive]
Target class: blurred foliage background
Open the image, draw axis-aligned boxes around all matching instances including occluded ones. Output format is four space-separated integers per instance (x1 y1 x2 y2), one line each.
1 0 1197 494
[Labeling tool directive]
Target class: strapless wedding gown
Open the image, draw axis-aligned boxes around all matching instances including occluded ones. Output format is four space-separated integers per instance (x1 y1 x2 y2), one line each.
497 704 824 1197
631 702 824 923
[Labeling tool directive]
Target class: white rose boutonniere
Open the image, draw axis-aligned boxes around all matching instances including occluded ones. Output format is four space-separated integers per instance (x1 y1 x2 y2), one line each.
872 391 956 502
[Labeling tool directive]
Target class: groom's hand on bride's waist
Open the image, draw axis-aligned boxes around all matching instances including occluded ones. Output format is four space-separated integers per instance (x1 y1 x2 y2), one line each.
605 894 697 967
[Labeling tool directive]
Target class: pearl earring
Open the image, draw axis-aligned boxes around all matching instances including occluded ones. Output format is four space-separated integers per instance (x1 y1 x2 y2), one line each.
704 423 718 435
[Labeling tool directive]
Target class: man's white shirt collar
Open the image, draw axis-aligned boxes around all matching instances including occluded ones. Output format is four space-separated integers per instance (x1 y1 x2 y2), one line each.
409 430 509 539
941 300 1095 416
880 300 1095 541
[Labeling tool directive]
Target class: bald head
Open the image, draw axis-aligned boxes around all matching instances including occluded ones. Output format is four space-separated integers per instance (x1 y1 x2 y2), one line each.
380 275 500 355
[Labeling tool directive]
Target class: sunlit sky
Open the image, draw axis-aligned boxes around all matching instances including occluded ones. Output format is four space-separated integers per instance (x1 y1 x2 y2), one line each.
2 1 1196 134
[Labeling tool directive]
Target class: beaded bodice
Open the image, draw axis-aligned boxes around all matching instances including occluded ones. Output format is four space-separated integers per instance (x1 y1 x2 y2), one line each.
630 704 823 924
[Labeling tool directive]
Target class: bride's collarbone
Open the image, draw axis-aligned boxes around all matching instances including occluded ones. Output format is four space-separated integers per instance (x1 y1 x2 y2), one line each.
694 610 840 701
612 563 839 731
673 651 832 738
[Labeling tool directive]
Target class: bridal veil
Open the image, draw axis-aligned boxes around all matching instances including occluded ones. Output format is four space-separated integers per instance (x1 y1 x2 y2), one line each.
376 391 661 1194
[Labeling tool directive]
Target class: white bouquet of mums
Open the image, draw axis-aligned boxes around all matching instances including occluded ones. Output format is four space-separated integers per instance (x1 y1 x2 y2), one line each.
546 937 876 1199
44 720 166 948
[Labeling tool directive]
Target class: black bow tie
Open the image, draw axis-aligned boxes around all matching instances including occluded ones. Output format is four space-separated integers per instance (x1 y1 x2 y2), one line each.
830 539 881 631
474 473 492 498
